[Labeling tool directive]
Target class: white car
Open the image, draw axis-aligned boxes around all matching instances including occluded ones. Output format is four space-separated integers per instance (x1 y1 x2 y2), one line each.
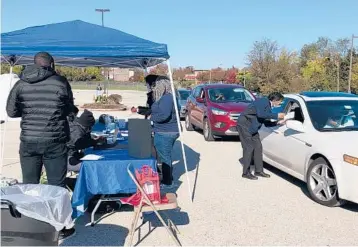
260 92 358 207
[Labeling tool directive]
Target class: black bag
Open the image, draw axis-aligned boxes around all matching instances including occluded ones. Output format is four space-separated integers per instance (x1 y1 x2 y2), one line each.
87 196 120 214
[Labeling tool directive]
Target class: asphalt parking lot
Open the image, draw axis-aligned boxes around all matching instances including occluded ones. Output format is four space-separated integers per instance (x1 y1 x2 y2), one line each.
1 90 357 246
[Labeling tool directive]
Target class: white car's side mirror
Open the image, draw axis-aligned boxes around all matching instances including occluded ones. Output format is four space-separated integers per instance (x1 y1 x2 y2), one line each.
286 120 305 133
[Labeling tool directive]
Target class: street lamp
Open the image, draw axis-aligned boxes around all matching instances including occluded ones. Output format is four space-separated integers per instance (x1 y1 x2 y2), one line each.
348 34 358 93
95 9 110 27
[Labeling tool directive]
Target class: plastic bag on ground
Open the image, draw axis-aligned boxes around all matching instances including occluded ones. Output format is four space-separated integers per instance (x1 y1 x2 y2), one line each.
1 184 73 231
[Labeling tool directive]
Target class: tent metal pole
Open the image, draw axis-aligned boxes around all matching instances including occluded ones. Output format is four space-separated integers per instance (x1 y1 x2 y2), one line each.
166 60 193 202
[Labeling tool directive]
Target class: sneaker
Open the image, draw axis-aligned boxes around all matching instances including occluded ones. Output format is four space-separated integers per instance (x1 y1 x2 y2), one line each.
59 228 76 241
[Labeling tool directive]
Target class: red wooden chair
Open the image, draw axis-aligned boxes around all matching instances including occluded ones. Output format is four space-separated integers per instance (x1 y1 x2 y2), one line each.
121 164 181 246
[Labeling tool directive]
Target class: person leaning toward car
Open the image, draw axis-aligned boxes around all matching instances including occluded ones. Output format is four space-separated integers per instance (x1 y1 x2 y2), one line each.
237 92 286 180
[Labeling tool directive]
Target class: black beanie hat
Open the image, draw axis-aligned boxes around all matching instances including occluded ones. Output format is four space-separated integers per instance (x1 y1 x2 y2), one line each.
78 109 95 128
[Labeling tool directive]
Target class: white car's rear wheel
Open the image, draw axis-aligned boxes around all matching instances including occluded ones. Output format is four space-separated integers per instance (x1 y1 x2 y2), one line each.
307 157 344 207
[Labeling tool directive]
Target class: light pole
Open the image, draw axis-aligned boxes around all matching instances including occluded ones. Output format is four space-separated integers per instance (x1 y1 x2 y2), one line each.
348 34 358 93
95 9 110 27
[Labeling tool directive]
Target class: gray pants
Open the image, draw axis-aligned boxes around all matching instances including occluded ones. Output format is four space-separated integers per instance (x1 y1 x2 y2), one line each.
237 121 264 175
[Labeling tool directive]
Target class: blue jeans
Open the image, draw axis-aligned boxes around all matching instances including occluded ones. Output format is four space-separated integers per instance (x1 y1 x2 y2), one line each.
153 132 179 185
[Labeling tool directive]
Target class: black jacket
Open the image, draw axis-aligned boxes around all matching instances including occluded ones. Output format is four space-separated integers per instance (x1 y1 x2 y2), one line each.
239 97 278 134
67 119 98 166
6 65 74 144
67 119 96 157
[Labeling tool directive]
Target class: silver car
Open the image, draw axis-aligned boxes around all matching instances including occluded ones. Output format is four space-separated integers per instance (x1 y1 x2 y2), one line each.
176 88 191 119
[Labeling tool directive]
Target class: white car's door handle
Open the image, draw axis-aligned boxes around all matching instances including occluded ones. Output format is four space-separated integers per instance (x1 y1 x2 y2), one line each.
273 130 280 134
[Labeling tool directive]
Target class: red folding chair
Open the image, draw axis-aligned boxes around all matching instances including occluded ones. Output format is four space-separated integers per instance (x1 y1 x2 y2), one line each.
121 163 181 246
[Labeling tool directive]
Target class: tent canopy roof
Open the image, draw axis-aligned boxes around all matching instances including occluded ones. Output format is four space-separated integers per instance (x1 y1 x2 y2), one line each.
1 20 169 68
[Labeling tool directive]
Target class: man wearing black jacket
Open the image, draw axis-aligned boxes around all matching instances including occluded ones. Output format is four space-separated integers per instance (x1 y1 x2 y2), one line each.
237 92 285 180
6 52 75 187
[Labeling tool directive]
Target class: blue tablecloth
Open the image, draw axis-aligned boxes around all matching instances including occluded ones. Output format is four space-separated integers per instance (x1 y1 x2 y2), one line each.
71 147 156 218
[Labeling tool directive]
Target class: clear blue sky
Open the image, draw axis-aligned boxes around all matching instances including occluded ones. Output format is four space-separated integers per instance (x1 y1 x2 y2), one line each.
1 0 357 69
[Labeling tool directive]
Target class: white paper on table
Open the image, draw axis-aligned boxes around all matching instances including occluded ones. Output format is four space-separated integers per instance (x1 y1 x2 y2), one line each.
80 154 103 161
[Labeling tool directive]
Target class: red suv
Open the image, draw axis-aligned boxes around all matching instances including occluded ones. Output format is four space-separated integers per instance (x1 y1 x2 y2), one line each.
185 84 255 141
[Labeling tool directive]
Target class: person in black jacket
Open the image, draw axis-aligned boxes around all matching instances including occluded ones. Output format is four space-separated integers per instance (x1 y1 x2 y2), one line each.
237 92 285 180
6 52 75 187
137 74 158 118
67 109 104 170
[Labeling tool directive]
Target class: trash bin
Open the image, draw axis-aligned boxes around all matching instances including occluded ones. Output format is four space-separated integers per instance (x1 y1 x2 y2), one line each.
1 184 74 246
1 199 59 246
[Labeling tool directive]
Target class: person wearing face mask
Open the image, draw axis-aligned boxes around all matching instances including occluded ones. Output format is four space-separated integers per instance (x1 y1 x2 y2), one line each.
137 74 158 118
237 92 285 180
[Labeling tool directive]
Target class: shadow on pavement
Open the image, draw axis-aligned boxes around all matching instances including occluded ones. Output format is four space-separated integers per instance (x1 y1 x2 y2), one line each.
263 163 311 198
136 210 189 246
193 128 240 142
171 141 200 200
264 163 358 212
60 223 128 246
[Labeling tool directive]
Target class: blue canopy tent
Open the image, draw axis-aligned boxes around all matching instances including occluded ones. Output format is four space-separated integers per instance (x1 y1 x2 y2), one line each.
1 20 169 68
0 20 192 200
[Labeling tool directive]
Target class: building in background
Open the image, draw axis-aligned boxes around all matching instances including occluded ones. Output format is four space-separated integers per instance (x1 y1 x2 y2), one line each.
184 69 209 83
102 68 134 82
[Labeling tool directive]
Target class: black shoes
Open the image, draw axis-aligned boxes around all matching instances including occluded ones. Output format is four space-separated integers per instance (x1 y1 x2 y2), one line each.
242 172 271 180
59 228 76 241
254 172 271 178
242 173 258 180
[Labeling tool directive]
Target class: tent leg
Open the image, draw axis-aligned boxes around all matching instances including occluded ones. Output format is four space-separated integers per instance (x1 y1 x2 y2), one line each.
166 60 193 202
1 66 14 168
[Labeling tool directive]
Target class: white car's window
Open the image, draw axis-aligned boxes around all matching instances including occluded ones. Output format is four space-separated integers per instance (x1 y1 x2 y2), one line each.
306 100 358 131
285 101 304 123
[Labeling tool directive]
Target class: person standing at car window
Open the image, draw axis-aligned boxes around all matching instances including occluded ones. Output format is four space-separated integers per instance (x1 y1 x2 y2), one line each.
150 76 180 188
6 52 75 187
237 92 285 180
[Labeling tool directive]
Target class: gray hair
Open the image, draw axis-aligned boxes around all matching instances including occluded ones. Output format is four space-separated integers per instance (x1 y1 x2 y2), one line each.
152 76 172 102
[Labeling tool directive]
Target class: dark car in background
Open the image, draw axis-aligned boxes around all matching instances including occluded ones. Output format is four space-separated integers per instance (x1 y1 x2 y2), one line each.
185 84 255 141
176 88 191 119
